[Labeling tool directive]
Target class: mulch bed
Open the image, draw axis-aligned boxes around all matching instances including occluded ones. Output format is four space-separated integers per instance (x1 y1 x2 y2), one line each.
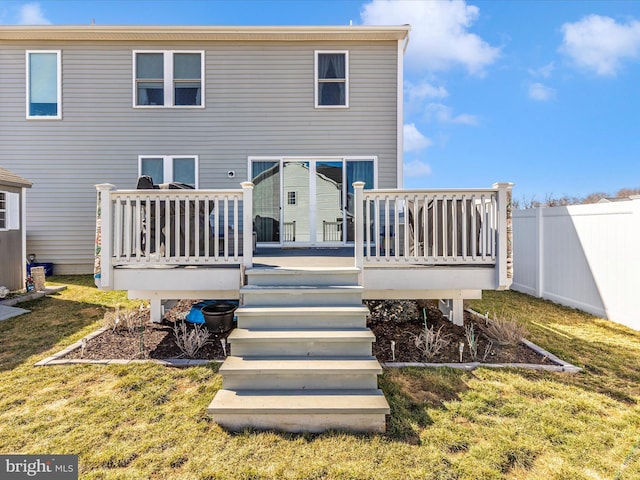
62 299 552 365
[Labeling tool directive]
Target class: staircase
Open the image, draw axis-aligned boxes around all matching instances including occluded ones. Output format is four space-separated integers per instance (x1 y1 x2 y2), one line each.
207 266 389 433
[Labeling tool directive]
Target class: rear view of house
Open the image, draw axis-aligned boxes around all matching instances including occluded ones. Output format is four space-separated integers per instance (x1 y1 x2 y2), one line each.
1 25 514 433
0 25 410 272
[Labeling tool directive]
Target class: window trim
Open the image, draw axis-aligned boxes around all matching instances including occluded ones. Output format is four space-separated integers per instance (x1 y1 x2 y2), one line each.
26 50 62 120
138 155 199 188
314 50 349 109
133 50 205 109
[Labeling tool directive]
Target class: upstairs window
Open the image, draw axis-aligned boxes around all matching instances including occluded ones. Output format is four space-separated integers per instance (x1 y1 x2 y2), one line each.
315 51 348 108
139 156 198 188
134 51 204 108
26 50 61 119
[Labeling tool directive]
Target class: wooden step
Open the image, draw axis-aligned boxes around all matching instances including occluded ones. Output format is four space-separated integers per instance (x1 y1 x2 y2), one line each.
220 356 381 390
227 328 375 356
241 285 364 307
208 388 389 433
235 305 369 329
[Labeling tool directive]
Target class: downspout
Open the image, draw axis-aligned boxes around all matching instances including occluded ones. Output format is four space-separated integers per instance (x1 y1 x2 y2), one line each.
396 27 410 189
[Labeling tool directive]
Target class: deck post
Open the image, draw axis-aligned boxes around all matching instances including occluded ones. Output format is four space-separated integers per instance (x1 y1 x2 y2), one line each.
353 182 365 271
241 182 254 269
493 182 514 290
95 183 115 290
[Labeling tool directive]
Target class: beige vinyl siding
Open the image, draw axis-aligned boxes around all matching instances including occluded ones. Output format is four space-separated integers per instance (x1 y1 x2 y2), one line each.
0 40 398 273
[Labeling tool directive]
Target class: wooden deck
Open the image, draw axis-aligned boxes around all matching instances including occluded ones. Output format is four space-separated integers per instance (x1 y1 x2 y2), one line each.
95 183 513 326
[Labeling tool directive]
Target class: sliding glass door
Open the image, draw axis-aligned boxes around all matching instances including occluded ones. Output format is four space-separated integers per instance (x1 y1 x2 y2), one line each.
251 158 374 246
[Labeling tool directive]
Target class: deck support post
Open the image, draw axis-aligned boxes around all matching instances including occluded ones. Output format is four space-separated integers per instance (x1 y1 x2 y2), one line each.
439 297 464 326
241 182 254 269
95 183 115 290
353 182 365 273
150 297 163 324
493 182 514 290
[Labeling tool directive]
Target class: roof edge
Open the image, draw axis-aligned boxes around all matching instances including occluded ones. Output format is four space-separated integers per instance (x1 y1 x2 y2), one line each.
0 25 411 42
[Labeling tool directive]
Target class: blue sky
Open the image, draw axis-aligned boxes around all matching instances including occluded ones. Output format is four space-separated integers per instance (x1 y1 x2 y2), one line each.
2 0 640 202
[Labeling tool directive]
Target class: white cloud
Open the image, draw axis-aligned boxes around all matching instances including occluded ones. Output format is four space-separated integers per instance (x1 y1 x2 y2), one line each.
528 62 555 78
361 0 499 75
560 15 640 76
404 123 432 152
18 3 51 25
528 83 556 102
404 159 432 177
406 81 449 102
426 103 479 126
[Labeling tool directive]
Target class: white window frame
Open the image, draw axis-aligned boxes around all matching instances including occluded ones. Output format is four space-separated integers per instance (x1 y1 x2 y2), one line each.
26 50 62 120
138 155 199 188
0 191 20 231
133 51 205 108
314 50 349 109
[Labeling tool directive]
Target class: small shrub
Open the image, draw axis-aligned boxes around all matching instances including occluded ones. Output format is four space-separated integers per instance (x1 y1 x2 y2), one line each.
414 324 451 361
481 313 528 346
464 322 478 360
104 307 138 334
173 321 210 358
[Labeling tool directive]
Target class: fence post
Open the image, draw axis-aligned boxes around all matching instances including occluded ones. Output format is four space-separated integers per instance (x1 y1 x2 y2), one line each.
493 182 514 290
353 182 365 271
535 206 544 297
95 183 115 290
241 182 254 269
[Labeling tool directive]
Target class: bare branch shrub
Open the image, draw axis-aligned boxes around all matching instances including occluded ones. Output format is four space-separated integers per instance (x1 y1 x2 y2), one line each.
481 313 528 346
464 322 478 360
414 325 450 361
104 307 138 334
173 321 211 358
482 341 494 362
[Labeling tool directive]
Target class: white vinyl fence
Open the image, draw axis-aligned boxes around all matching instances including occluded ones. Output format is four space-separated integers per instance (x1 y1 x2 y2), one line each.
512 198 640 330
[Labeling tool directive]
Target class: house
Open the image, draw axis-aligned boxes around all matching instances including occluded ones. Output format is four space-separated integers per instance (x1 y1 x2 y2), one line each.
0 167 32 292
0 25 409 274
1 25 513 433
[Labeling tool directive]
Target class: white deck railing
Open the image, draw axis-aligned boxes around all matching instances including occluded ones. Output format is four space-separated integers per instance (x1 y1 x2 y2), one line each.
354 183 513 287
95 181 512 290
95 182 254 289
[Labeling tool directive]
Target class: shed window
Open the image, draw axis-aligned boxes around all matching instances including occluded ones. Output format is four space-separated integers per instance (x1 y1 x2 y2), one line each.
315 51 348 108
0 192 20 231
26 50 61 119
134 51 203 107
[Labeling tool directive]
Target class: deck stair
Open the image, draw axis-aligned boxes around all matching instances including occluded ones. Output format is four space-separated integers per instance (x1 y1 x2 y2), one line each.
207 266 389 433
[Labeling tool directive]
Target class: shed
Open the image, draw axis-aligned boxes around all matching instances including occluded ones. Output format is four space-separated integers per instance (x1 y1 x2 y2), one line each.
0 167 32 292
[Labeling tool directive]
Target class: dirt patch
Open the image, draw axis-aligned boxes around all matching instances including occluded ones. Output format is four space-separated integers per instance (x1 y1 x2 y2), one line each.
61 300 552 365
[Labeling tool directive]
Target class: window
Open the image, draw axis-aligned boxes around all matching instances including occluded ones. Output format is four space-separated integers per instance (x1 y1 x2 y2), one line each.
315 51 348 108
134 51 204 107
0 192 19 231
0 192 5 229
139 156 198 188
287 191 297 205
26 50 61 119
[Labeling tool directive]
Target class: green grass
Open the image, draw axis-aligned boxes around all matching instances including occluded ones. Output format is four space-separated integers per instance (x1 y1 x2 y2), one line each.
1 278 639 479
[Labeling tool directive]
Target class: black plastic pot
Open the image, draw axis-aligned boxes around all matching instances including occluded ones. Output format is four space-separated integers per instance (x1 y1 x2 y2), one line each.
201 303 237 332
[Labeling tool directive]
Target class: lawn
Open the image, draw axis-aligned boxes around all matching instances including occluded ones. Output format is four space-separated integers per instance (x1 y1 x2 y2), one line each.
0 276 638 479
